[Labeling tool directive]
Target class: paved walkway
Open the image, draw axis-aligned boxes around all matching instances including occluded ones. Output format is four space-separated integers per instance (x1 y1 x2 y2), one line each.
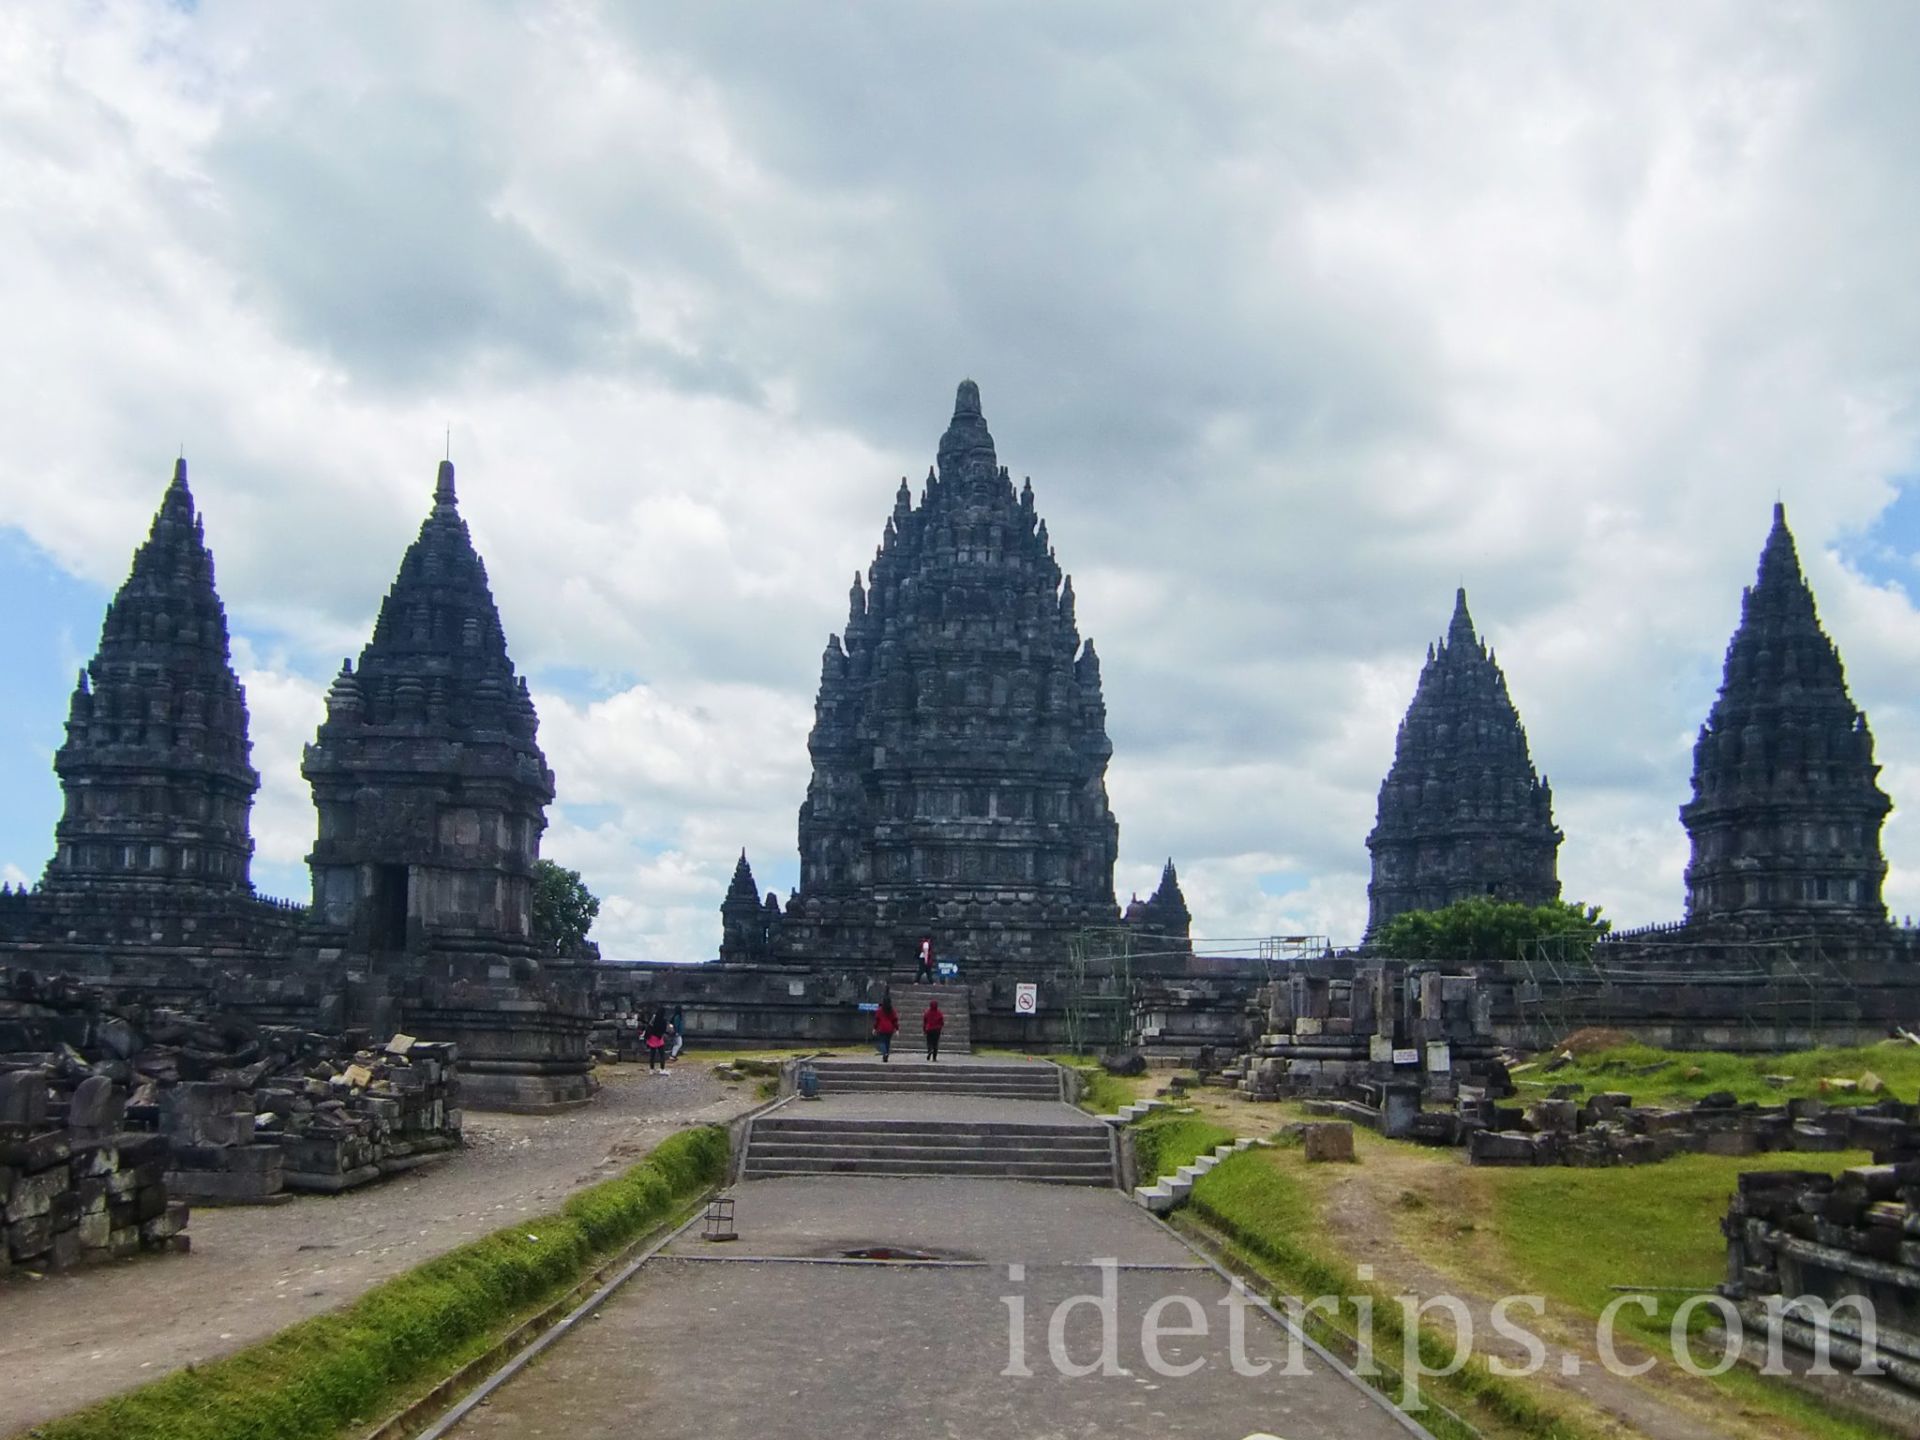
451 1138 1423 1438
0 1066 754 1437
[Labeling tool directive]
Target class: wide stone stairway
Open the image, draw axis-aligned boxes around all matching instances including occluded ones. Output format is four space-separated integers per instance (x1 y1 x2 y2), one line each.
741 1056 1114 1185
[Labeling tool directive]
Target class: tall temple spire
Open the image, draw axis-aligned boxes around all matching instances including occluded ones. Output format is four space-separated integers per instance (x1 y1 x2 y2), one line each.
937 378 999 484
1125 858 1195 954
1447 586 1476 648
45 459 260 895
1680 503 1890 926
752 380 1122 970
1365 588 1561 941
302 458 588 1110
304 460 553 950
719 851 775 962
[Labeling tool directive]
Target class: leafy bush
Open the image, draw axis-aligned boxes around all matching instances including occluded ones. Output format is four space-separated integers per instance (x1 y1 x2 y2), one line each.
1375 897 1608 963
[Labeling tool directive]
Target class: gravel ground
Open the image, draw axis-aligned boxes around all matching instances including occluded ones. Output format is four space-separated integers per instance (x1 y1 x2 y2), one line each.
0 1064 760 1437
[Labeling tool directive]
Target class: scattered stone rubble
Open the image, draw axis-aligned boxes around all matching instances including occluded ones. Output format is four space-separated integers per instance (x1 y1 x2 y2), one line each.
1722 1120 1920 1398
1467 1090 1917 1168
1 965 460 1222
162 1034 460 1201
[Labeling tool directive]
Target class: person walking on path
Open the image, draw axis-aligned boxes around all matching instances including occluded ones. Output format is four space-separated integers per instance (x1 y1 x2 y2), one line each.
669 1004 686 1060
914 935 936 984
923 998 945 1062
643 1007 670 1073
873 997 900 1062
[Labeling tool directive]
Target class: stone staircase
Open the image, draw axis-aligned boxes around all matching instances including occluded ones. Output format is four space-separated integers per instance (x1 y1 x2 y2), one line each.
813 1059 1060 1100
743 1112 1115 1185
886 983 971 1055
1133 1136 1270 1213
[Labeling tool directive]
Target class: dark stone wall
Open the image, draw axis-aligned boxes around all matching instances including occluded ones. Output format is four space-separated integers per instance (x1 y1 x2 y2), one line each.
1489 920 1920 1051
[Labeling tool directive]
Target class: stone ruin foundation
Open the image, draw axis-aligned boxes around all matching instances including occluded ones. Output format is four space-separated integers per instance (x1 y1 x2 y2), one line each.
1231 959 1511 1130
1722 1121 1920 1415
1 963 461 1251
1467 1090 1913 1167
2 1065 184 1275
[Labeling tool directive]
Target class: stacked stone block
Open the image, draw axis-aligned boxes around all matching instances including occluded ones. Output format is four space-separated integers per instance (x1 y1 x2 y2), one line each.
2 1069 186 1273
1468 1093 1914 1168
268 1037 460 1192
2 964 461 1205
1238 959 1507 1103
1723 1147 1920 1394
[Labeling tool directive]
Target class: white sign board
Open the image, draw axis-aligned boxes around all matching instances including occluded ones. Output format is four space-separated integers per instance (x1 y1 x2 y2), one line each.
1014 982 1038 1016
1391 1047 1420 1066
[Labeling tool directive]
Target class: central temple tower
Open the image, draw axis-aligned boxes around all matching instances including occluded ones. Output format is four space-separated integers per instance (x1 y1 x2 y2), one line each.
754 381 1122 970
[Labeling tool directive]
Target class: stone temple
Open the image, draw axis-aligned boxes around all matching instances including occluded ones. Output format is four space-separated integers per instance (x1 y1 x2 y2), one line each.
45 459 260 899
725 381 1140 972
1365 589 1562 940
1124 859 1195 959
7 439 1919 1072
2 461 306 982
302 461 594 1109
1679 503 1891 927
0 458 590 1109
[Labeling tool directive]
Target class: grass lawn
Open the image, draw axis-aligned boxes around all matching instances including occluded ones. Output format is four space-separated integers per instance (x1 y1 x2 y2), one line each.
1130 1113 1235 1181
1180 1127 1903 1440
1527 1039 1920 1108
1043 1054 1150 1112
1187 1152 1599 1440
1475 1150 1898 1439
1483 1151 1867 1339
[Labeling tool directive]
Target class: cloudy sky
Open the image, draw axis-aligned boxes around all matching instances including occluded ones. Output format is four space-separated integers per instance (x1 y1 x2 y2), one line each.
4 1 1920 959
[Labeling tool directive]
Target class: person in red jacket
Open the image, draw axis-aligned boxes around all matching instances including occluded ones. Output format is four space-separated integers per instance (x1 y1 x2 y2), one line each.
923 999 945 1062
873 998 900 1062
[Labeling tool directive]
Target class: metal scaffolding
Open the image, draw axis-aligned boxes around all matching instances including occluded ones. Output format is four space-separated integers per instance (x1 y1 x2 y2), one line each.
1059 931 1326 1053
1507 927 1864 1046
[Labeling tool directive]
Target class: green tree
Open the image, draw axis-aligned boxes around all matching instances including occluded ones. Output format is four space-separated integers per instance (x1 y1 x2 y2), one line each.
1373 897 1608 964
532 859 600 957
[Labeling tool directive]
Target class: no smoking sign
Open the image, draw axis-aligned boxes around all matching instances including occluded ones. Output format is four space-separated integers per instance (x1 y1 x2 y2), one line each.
1014 982 1038 1015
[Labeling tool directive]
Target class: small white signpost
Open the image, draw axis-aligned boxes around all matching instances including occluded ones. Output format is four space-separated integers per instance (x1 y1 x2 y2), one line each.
1014 982 1038 1016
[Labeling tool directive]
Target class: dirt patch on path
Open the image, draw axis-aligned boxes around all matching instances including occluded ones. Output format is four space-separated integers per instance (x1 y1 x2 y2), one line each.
1151 1088 1811 1439
0 1064 758 1437
1313 1140 1773 1440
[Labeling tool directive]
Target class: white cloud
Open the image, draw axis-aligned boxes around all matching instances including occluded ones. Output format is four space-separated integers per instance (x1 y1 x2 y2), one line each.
4 2 1920 956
